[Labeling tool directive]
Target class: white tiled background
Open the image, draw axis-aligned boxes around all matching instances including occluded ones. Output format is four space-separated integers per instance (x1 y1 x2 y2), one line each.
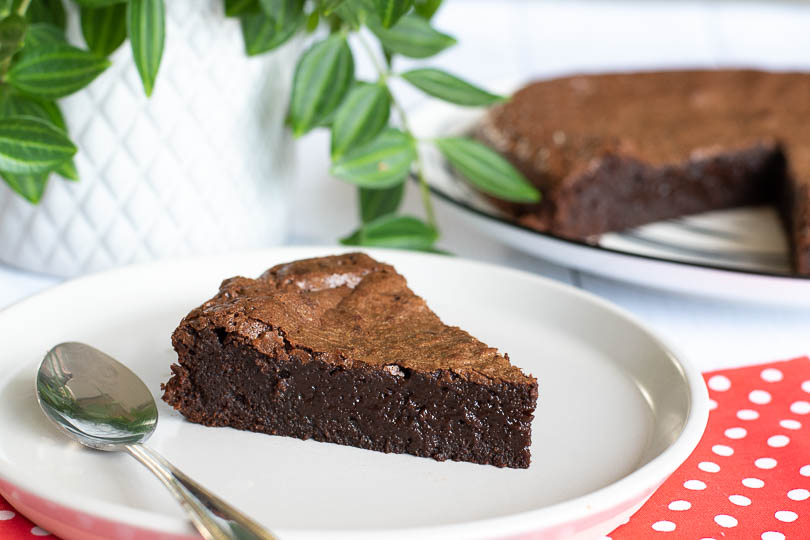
3 0 810 371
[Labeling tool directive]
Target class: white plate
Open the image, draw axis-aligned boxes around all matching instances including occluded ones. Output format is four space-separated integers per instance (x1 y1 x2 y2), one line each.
411 94 810 305
0 247 707 540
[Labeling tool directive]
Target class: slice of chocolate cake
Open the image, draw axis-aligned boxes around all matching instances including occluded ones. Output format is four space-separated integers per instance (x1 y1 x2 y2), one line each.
477 70 810 274
162 253 538 468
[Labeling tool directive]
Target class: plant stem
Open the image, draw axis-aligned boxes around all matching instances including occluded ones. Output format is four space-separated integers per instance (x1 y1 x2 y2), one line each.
1 0 29 79
356 31 437 228
391 91 436 228
16 0 32 16
412 145 436 227
356 31 387 83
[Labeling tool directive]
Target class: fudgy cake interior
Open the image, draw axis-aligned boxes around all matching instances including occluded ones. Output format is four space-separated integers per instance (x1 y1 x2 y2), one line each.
478 70 810 274
163 253 538 468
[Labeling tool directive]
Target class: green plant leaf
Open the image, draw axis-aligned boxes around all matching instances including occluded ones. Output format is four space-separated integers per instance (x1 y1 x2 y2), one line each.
316 77 368 127
23 23 65 47
0 116 76 174
359 183 403 223
413 0 441 19
330 128 415 188
305 9 319 32
35 100 78 180
0 92 79 181
240 0 304 56
53 157 78 181
258 0 289 15
225 0 260 16
1 93 48 124
127 0 165 96
28 97 65 129
24 0 65 29
0 0 13 18
317 0 344 15
374 0 412 28
341 214 437 250
81 3 127 57
435 137 540 203
0 13 26 62
401 68 503 106
0 171 48 203
6 43 110 99
73 0 127 6
370 14 454 59
317 79 372 126
1 91 54 124
332 0 373 28
288 33 354 136
330 82 390 158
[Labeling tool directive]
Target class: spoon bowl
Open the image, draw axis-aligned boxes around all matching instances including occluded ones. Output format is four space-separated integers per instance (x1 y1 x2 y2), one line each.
36 342 157 450
35 342 277 540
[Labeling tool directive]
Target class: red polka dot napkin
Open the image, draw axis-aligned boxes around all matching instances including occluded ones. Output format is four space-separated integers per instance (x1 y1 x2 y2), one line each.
611 356 810 539
0 498 49 538
1 357 808 539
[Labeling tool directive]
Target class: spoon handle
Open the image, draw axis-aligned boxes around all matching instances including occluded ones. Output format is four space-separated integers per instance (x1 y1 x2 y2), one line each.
125 444 278 540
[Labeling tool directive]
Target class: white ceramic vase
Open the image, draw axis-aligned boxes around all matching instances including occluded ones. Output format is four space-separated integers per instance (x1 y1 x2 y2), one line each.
0 1 299 277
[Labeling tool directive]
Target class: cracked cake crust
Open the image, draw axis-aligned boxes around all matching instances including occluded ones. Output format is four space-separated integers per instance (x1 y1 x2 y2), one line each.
162 253 539 468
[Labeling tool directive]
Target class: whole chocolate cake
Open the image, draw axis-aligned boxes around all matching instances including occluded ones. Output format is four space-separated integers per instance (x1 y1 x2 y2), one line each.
477 70 810 274
163 253 538 468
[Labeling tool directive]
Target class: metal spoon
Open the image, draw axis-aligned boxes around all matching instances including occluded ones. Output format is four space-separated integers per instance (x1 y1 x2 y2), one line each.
35 341 278 540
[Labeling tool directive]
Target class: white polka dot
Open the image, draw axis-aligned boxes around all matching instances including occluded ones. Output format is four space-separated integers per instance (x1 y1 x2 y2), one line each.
768 435 790 448
775 510 798 523
30 527 50 537
743 477 765 488
651 520 676 532
708 375 731 391
755 457 778 469
714 514 738 528
729 494 752 506
760 368 783 382
790 400 810 414
801 465 810 476
684 479 707 490
737 409 759 420
801 380 810 393
708 399 718 410
0 510 15 520
699 461 721 473
668 500 691 511
788 488 809 501
712 444 734 456
749 390 772 404
762 532 785 540
780 419 802 430
725 427 747 439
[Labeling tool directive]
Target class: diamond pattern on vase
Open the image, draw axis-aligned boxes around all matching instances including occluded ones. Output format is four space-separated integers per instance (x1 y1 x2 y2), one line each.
0 0 298 277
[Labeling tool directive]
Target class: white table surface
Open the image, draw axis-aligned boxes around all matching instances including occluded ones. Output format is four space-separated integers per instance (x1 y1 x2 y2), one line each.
2 0 809 374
